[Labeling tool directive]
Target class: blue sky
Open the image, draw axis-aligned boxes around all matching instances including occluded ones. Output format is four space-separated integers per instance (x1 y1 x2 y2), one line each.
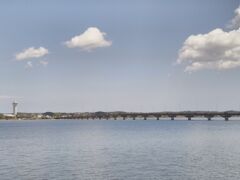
0 0 240 113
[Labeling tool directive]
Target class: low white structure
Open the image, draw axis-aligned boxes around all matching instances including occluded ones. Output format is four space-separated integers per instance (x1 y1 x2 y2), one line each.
3 114 15 118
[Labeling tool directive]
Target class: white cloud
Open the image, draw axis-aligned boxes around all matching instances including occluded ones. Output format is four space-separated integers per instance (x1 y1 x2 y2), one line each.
178 28 240 72
228 6 240 29
65 27 112 51
16 47 49 60
25 61 33 69
178 6 240 72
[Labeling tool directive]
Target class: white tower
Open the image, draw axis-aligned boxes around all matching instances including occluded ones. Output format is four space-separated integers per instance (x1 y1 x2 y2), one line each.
12 101 18 115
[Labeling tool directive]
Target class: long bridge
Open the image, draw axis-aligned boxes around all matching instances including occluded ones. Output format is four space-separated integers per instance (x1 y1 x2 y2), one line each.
58 111 240 121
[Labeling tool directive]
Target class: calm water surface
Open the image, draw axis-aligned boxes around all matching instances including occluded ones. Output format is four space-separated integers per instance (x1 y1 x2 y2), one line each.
1 119 240 180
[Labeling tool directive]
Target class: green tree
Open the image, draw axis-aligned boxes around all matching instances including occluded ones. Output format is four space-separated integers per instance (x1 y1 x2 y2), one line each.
0 114 4 119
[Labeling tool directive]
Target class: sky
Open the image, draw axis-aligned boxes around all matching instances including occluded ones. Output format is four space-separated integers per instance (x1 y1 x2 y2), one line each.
0 0 240 113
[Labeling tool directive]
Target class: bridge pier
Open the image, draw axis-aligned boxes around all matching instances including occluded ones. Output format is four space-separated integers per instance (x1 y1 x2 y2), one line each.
224 117 229 121
184 115 194 121
204 115 214 121
222 113 231 121
186 116 192 121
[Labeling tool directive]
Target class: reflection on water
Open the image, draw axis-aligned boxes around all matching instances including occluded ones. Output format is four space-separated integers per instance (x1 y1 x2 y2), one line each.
1 119 240 180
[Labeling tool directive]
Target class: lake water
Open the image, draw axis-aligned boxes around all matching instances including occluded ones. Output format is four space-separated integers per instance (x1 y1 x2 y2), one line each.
1 119 240 180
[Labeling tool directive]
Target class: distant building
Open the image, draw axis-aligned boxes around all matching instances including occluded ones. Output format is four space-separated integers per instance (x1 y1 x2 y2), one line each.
12 101 18 115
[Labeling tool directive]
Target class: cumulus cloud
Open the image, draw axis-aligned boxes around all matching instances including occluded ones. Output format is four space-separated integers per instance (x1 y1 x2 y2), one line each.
16 47 49 60
228 6 240 29
65 27 112 51
178 6 240 72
